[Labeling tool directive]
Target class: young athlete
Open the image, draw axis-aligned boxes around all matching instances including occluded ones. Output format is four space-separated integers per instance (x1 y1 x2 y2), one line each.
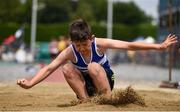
17 19 178 100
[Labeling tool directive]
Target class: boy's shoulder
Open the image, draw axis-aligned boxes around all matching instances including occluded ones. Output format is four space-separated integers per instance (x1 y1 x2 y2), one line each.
63 45 73 55
62 45 76 62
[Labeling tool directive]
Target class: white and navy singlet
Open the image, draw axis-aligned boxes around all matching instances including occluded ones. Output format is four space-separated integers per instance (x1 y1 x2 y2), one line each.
70 38 111 73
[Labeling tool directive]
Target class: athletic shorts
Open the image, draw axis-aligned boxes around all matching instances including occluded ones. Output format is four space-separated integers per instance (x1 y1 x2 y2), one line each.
81 68 114 97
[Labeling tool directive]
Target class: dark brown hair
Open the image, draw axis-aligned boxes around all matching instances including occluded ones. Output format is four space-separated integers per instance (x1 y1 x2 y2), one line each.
69 19 91 42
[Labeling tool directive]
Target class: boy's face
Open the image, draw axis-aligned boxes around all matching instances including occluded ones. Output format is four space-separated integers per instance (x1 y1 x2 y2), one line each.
72 39 92 55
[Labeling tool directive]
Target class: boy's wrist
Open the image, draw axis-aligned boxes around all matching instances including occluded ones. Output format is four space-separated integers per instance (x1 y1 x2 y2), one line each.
158 43 166 50
156 44 162 50
29 80 35 87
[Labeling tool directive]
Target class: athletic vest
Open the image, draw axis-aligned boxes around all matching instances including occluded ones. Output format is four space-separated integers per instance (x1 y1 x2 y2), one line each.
70 38 111 72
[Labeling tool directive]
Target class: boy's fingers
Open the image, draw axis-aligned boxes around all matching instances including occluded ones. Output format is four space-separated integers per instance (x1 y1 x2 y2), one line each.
172 40 178 44
171 37 178 42
167 34 172 38
17 79 26 85
169 40 178 45
170 35 176 39
22 79 26 82
171 37 177 41
167 34 171 37
17 79 22 84
167 35 176 40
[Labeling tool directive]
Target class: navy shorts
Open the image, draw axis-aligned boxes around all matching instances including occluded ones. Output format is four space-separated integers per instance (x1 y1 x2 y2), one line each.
81 68 114 97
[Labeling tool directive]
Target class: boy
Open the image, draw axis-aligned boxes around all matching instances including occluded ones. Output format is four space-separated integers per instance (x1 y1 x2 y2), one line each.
17 19 178 100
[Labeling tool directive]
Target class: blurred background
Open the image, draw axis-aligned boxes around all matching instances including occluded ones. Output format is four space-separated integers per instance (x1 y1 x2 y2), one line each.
0 0 179 85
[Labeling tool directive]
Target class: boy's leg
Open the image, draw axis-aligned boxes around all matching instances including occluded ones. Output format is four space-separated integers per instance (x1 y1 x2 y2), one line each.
87 62 111 98
62 63 89 100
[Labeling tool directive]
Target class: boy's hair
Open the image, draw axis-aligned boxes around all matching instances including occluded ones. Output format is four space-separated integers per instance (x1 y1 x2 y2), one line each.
69 19 92 42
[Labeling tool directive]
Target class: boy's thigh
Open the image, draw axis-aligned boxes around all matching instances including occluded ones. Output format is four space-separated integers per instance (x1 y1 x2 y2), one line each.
63 63 83 80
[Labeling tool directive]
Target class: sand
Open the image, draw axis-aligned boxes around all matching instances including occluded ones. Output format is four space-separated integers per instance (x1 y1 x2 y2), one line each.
0 82 180 111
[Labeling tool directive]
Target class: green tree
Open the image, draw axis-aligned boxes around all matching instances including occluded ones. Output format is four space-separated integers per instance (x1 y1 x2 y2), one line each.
0 0 23 23
69 0 95 22
18 0 32 24
38 0 71 23
81 0 107 22
113 1 152 25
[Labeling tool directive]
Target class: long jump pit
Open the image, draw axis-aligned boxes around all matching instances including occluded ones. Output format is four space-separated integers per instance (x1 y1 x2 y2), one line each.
0 69 180 111
0 81 180 111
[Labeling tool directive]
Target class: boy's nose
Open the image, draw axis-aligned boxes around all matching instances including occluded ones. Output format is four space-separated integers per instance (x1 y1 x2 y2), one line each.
80 49 84 52
80 48 86 52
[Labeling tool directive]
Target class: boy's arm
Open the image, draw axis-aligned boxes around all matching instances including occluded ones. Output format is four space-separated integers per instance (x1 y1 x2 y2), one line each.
96 34 178 50
17 47 72 89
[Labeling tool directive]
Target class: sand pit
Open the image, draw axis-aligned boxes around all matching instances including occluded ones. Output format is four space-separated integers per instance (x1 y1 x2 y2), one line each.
0 82 180 111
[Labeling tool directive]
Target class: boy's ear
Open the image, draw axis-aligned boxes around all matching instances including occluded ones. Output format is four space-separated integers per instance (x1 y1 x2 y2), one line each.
89 34 95 41
91 34 95 38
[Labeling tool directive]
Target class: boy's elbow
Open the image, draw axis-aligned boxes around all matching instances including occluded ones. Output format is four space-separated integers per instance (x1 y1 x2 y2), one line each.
42 65 54 75
126 42 135 50
46 65 54 73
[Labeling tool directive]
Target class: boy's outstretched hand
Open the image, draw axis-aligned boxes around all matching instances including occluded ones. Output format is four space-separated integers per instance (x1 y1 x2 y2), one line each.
159 34 178 50
17 79 33 89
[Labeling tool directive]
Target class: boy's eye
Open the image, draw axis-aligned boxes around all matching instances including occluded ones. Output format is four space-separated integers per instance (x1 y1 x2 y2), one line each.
76 45 80 47
76 44 81 48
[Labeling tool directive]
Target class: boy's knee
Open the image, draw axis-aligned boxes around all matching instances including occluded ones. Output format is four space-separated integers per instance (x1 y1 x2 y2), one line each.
87 62 102 76
62 64 75 79
63 63 71 73
87 62 99 71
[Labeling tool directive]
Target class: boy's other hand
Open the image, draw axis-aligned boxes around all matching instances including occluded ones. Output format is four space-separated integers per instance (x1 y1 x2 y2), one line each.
159 34 178 50
17 78 33 89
